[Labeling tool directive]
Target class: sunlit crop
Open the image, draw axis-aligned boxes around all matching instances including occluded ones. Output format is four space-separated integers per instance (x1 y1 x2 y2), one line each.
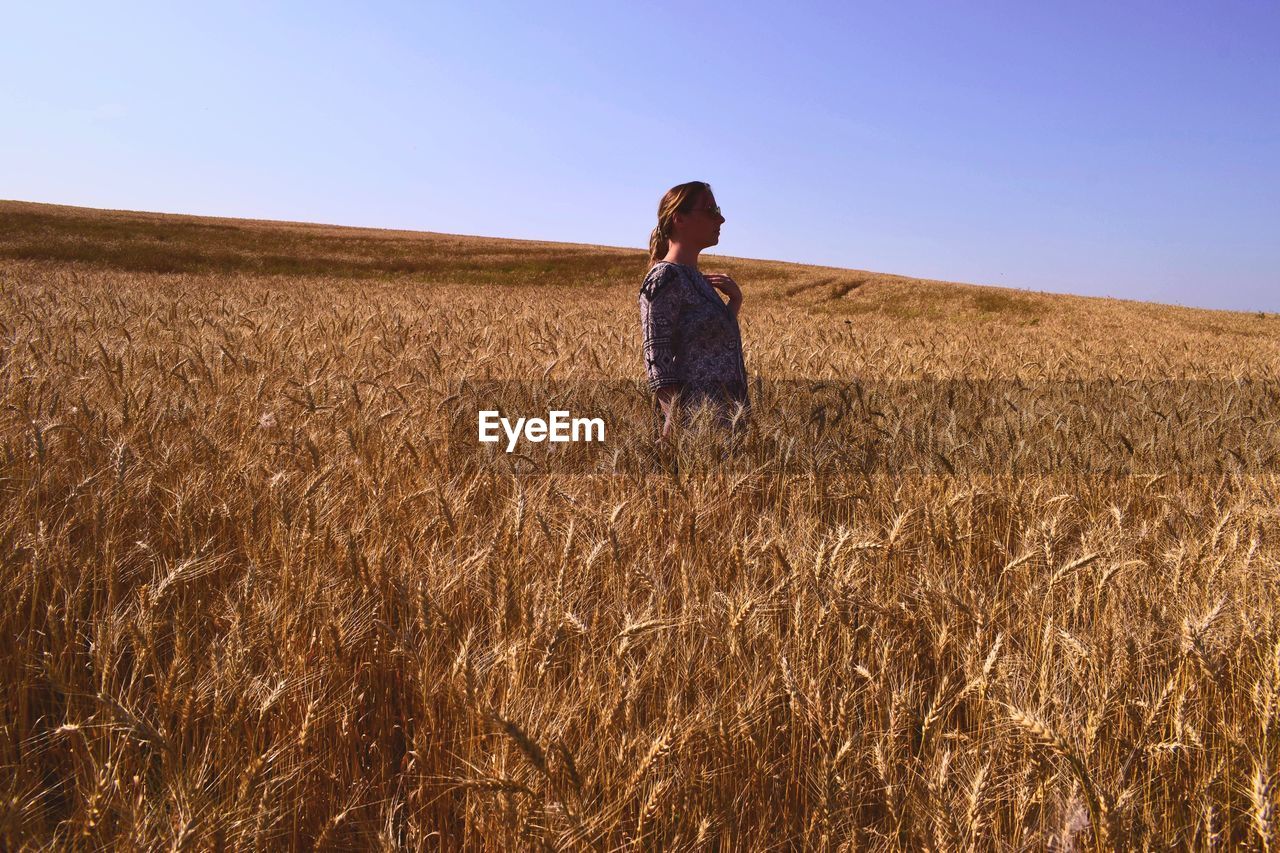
3 200 1279 849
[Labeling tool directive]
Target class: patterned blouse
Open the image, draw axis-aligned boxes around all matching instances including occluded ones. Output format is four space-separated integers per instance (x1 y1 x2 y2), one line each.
639 261 750 417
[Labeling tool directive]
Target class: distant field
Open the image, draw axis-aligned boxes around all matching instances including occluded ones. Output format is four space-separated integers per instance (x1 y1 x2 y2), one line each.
2 200 1278 849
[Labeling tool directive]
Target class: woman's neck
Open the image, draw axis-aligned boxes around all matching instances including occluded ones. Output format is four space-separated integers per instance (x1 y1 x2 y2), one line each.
661 242 701 268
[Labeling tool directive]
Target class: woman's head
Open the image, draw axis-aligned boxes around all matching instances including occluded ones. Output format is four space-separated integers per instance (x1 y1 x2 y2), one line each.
648 181 725 265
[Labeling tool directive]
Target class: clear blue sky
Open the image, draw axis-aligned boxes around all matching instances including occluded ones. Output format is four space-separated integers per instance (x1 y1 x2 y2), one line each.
4 1 1277 311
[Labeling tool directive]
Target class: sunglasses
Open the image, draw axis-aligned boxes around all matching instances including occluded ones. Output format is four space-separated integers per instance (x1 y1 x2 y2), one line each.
691 204 722 218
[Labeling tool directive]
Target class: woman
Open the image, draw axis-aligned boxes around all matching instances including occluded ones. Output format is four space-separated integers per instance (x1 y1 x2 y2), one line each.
639 181 750 440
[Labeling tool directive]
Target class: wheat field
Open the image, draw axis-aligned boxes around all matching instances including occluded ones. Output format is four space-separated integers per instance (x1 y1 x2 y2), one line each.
2 199 1279 850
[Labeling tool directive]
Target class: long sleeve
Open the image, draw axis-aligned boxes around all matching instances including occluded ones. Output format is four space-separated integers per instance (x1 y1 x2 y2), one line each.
640 265 684 392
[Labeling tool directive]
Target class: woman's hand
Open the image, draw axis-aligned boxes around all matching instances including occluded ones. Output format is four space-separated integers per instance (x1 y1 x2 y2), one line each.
655 385 680 442
704 273 742 318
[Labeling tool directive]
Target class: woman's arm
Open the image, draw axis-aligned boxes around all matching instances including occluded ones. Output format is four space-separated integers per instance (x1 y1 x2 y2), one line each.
641 267 685 438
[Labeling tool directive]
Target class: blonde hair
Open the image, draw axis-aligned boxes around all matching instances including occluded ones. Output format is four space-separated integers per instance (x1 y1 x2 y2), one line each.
648 181 712 266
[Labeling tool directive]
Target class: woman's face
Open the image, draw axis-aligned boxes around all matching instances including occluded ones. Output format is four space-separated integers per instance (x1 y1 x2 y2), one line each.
674 190 725 249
